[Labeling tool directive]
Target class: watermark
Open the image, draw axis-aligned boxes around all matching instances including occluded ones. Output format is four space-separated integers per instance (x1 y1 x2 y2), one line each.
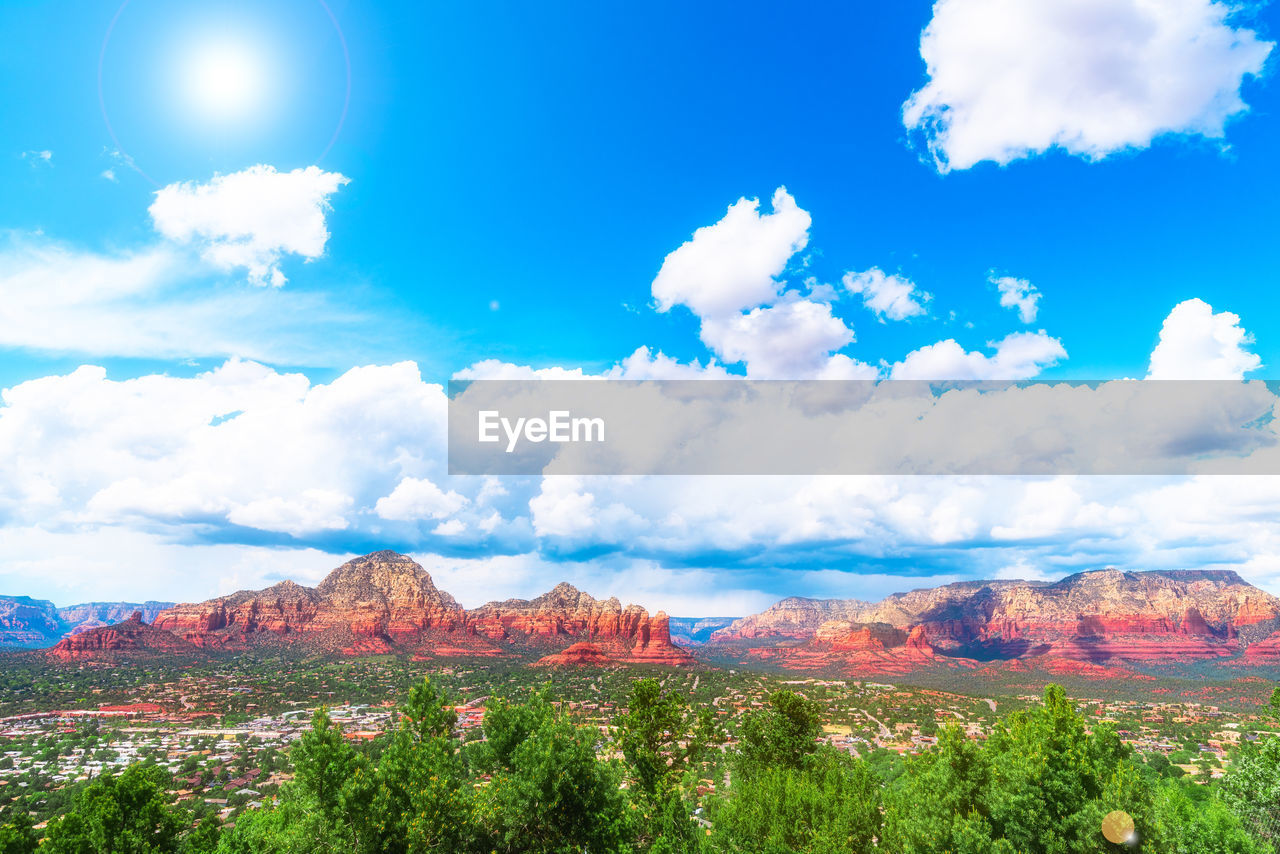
448 379 1280 476
478 410 605 453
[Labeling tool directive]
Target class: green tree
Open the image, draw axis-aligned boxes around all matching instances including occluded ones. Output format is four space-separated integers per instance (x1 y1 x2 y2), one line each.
289 707 361 820
1270 686 1280 722
0 813 37 854
42 764 213 854
366 676 475 854
1154 780 1263 854
616 678 722 852
480 697 631 854
880 684 1157 854
713 747 881 854
737 690 821 775
1222 734 1280 850
881 725 1009 854
217 786 357 854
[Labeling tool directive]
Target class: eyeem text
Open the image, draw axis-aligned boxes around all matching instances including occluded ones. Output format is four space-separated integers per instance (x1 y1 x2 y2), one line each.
478 410 605 453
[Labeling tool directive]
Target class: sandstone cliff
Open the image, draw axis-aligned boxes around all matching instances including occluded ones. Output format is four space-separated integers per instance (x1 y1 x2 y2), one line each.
152 553 692 663
47 613 199 661
714 569 1280 666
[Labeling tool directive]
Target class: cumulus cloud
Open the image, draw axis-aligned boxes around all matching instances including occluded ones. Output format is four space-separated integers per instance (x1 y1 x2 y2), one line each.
889 331 1067 379
375 477 468 522
149 165 349 286
651 187 810 317
903 0 1274 171
0 359 465 540
843 268 930 320
993 275 1040 323
21 150 52 166
7 358 1280 601
1146 298 1261 379
699 298 866 379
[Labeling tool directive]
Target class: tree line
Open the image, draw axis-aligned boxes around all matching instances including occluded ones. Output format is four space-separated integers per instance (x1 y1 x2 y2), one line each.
1 678 1277 853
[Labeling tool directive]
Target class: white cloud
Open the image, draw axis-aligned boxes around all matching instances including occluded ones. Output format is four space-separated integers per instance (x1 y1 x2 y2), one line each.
651 187 810 317
21 150 53 166
227 490 354 537
993 275 1040 323
1146 297 1261 379
843 268 930 320
889 331 1067 379
699 297 874 380
453 360 598 381
149 165 349 286
101 169 117 183
904 0 1274 171
375 477 468 522
0 359 461 539
432 519 466 536
0 236 382 364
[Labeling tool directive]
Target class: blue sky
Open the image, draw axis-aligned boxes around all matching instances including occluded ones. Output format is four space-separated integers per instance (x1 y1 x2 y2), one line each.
2 0 1280 613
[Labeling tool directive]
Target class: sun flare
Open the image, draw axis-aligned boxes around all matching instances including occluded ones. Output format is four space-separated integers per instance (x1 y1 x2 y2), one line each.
182 40 267 122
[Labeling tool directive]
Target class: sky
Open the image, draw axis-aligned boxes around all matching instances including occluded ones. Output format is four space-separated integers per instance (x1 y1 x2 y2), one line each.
1 0 1279 615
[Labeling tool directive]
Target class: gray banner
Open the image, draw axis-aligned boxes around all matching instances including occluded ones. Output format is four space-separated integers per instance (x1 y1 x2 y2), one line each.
447 379 1280 475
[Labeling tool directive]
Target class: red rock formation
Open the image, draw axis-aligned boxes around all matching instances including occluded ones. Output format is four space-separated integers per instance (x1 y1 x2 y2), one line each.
47 613 198 661
624 612 696 665
1244 631 1280 659
714 569 1280 667
534 642 615 666
468 585 692 665
154 552 472 652
150 552 693 664
711 597 870 641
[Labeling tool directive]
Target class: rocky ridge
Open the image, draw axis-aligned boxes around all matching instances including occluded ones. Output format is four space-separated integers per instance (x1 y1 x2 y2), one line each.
713 569 1280 665
48 612 199 661
150 552 690 663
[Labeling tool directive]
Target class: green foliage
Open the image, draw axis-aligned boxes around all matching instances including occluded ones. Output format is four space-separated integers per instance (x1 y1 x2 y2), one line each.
0 813 36 854
737 690 821 774
480 704 632 854
476 687 555 772
1271 686 1280 722
216 786 359 854
618 678 719 797
1154 780 1263 854
616 678 723 852
41 764 212 854
881 684 1155 854
713 747 881 854
366 677 474 854
289 706 363 820
1222 734 1280 850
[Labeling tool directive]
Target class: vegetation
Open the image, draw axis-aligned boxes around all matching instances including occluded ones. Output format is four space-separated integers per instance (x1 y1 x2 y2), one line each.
0 676 1276 852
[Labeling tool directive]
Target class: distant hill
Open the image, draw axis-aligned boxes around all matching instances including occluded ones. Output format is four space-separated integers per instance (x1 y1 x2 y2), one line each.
0 597 174 648
710 568 1280 670
668 617 737 645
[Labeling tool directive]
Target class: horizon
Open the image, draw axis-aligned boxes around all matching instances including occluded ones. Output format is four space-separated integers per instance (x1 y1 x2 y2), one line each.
3 551 1262 618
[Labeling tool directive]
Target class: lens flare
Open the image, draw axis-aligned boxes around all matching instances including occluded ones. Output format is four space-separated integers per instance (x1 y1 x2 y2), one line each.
181 40 266 122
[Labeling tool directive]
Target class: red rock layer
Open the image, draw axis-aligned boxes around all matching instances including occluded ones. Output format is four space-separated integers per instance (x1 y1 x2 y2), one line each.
152 552 693 664
715 569 1280 666
47 613 199 661
534 642 614 666
154 552 471 651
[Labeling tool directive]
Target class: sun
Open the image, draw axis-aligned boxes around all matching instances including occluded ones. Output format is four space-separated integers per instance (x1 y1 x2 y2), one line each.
181 40 268 123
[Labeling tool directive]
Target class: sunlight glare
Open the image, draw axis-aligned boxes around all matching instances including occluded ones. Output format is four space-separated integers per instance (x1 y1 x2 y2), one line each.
182 40 267 123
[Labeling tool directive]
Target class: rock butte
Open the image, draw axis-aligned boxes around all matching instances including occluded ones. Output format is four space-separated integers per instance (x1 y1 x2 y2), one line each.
48 612 199 662
145 551 691 664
